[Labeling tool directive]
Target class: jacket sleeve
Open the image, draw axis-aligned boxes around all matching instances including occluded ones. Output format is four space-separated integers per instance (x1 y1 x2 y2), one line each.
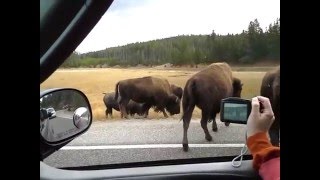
259 157 280 180
247 132 280 180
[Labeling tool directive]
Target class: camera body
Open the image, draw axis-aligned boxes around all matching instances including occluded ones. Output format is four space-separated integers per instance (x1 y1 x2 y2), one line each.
220 97 251 124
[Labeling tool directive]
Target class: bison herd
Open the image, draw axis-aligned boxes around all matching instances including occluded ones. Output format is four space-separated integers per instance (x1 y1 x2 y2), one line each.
102 62 280 151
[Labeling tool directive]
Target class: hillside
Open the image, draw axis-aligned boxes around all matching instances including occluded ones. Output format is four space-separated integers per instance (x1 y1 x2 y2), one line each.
62 18 280 68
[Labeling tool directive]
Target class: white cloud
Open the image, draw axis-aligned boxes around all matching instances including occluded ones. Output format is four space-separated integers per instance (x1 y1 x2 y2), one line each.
76 0 280 53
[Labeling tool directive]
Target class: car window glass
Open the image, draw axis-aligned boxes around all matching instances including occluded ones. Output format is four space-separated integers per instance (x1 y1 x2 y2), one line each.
41 0 280 168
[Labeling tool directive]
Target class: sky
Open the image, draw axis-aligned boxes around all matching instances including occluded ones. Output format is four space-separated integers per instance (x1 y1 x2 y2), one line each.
75 0 280 54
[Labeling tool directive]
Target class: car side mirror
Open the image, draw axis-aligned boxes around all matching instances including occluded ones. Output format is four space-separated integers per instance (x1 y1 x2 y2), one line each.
73 107 90 129
40 88 92 145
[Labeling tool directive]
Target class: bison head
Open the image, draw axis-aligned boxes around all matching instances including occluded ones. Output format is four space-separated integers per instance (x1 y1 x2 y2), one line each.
170 84 183 99
166 94 181 115
232 77 243 97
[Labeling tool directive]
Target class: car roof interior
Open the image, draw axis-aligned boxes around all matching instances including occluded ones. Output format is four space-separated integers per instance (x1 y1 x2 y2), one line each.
40 0 113 83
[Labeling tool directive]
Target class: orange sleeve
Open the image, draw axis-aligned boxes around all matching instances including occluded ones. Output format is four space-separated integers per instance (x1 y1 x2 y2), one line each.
247 132 280 170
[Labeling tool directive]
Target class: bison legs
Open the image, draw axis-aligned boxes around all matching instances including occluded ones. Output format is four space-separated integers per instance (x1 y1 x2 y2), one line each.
142 104 151 118
162 109 169 118
143 109 149 118
105 109 109 118
201 111 212 142
155 105 168 118
119 105 128 118
211 113 218 132
182 105 195 152
119 99 129 119
106 107 113 118
144 110 149 118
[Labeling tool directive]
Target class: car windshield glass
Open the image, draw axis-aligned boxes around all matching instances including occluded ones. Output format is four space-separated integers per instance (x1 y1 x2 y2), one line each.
41 0 280 168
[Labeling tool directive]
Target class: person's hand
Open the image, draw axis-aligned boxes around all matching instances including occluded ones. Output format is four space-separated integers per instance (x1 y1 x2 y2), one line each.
246 96 275 138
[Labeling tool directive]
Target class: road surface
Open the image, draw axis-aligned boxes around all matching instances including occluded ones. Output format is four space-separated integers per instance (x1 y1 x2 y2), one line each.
41 109 89 142
44 118 249 168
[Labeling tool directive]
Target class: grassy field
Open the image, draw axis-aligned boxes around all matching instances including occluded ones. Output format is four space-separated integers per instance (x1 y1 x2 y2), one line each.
40 66 274 121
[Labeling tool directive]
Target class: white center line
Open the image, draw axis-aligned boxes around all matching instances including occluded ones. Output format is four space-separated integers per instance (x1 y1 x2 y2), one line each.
61 144 245 150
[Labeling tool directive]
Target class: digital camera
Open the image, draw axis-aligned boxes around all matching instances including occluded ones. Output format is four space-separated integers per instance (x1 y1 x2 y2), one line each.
220 97 252 124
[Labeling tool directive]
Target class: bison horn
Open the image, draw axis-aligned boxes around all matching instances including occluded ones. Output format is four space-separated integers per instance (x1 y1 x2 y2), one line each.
175 97 179 103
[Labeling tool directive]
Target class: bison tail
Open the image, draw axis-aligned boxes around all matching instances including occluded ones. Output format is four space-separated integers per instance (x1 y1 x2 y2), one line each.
114 82 120 101
181 80 196 122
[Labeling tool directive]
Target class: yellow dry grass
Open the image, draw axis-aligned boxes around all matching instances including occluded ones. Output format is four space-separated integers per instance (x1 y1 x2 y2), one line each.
40 67 269 121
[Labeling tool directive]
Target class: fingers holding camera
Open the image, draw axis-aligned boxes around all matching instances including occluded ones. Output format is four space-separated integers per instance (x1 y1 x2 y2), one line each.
247 96 275 138
257 96 273 116
251 97 260 114
257 96 275 125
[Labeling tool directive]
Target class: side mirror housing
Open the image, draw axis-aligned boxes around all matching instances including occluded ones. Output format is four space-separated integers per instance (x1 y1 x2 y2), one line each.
40 88 92 146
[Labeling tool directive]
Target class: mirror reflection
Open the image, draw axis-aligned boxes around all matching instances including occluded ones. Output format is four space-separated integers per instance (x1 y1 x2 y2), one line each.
40 89 91 143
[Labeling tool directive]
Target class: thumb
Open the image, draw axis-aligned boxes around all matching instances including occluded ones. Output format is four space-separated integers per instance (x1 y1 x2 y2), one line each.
250 97 260 115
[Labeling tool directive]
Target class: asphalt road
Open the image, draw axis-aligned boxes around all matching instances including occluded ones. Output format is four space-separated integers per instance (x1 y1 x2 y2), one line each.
44 118 249 168
41 110 85 142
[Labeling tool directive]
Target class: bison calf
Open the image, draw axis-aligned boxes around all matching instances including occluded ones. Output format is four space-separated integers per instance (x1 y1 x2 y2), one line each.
103 92 120 118
127 100 149 117
103 92 149 118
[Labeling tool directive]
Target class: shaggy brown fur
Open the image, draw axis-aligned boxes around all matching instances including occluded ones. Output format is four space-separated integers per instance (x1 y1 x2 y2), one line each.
181 62 243 151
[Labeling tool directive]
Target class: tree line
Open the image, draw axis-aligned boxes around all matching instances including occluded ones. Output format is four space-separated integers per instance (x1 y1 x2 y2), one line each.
61 18 279 67
40 90 87 111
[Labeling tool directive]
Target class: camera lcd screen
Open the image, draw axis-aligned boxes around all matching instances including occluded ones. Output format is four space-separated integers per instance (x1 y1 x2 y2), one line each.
223 103 248 122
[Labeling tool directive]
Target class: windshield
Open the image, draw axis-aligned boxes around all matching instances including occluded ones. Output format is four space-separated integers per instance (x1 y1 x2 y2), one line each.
47 108 54 111
41 0 280 168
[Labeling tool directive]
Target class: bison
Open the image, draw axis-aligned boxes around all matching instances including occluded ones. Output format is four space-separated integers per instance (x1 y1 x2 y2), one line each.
115 76 181 119
260 66 280 146
181 62 243 151
127 100 149 117
170 84 183 99
149 84 183 117
103 92 149 118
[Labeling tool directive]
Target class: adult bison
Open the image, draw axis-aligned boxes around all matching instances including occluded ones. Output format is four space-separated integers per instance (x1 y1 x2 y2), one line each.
260 66 280 146
103 92 148 118
147 84 183 117
115 76 181 119
181 62 243 151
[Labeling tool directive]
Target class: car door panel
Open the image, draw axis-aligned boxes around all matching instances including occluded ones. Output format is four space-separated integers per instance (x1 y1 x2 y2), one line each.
40 160 260 180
